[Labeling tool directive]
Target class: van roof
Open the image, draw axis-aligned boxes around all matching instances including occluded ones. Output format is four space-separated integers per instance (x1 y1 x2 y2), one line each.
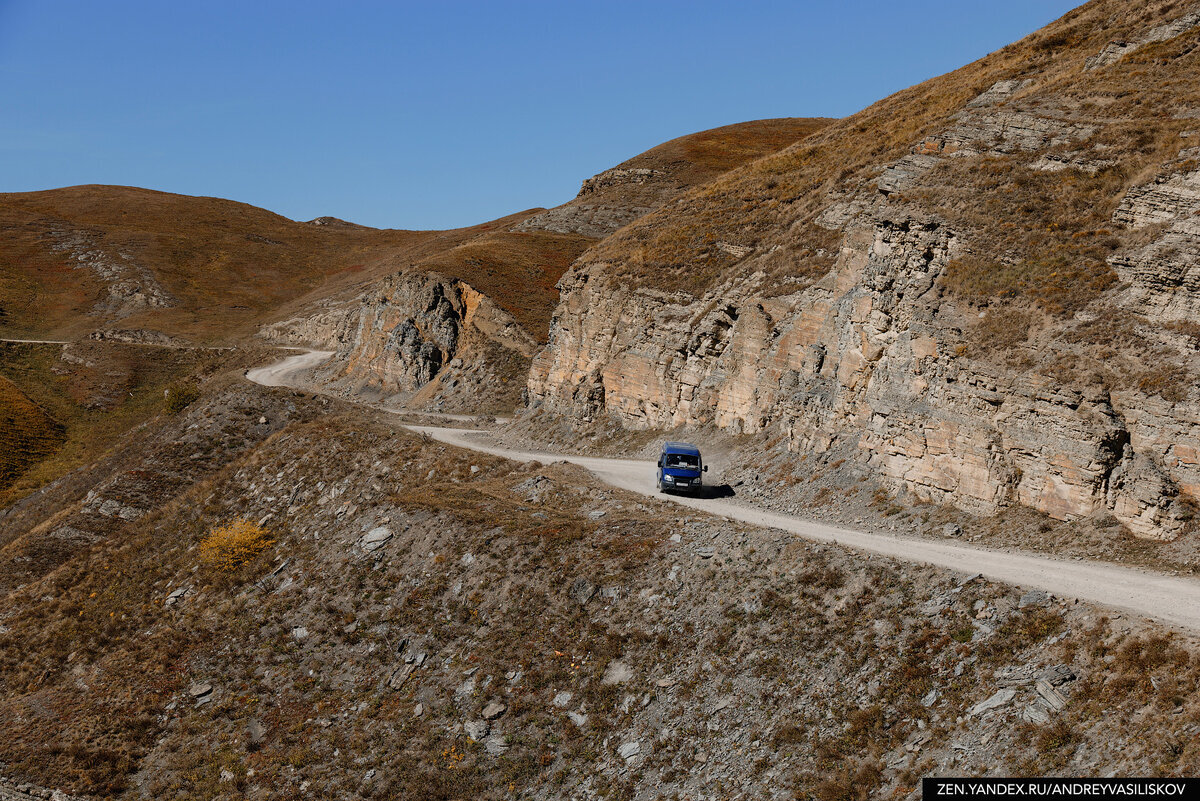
662 441 701 456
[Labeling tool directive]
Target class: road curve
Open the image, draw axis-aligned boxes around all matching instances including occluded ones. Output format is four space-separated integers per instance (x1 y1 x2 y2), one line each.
247 351 1200 633
245 350 334 387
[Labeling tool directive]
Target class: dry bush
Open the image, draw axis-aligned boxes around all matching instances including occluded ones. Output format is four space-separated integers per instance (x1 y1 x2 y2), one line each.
199 518 274 571
1135 364 1189 402
801 758 884 801
163 382 200 415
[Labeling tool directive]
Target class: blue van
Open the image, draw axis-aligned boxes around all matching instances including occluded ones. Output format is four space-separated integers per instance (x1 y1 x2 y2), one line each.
656 441 707 493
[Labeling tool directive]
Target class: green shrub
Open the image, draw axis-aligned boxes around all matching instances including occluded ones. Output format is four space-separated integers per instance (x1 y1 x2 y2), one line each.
164 383 200 414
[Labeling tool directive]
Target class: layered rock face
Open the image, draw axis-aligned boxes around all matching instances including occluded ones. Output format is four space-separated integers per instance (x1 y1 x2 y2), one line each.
530 2 1200 541
531 213 1199 539
1111 164 1200 321
262 120 832 410
263 270 536 410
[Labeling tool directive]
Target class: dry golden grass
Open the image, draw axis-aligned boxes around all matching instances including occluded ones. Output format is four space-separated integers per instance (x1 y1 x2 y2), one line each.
609 117 835 187
0 185 539 342
0 375 64 492
581 0 1200 302
199 518 274 571
0 341 272 508
0 120 835 347
416 230 594 341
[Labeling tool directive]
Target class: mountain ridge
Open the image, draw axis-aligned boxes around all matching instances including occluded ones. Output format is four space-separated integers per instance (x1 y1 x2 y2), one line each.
527 0 1200 541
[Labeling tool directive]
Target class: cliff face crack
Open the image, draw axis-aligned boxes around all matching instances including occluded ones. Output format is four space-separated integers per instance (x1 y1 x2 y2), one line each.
1098 428 1131 495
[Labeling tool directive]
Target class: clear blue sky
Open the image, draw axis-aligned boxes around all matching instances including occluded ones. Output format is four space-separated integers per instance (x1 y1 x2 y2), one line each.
1 1 1080 230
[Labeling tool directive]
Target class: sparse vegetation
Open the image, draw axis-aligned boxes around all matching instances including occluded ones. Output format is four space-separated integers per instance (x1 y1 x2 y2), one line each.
0 374 64 492
199 518 275 572
163 381 200 414
1 387 1199 798
7 1 1200 797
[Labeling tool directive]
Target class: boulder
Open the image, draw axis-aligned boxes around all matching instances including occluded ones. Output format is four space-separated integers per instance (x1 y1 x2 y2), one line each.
967 688 1016 717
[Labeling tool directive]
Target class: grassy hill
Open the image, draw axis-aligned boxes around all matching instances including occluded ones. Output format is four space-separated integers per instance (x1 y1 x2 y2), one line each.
605 117 839 185
1 120 835 348
0 374 64 494
582 0 1198 306
0 185 533 343
515 118 833 239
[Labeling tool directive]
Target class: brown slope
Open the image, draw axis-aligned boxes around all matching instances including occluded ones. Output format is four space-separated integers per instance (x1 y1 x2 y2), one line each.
2 384 1199 796
0 185 540 343
415 229 594 340
0 374 64 493
515 117 833 237
265 119 834 412
581 0 1200 299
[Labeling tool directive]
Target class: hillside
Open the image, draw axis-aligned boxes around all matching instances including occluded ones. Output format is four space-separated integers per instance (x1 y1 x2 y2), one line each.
263 119 833 413
1 382 1197 798
528 0 1200 542
0 341 274 509
13 3 1200 794
0 374 64 494
515 118 833 238
0 186 573 497
0 185 530 343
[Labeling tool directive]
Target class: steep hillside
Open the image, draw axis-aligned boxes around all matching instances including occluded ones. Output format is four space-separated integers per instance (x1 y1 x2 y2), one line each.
529 0 1200 541
0 341 268 509
265 120 832 413
515 118 833 238
0 185 530 342
0 375 64 493
1 383 1197 798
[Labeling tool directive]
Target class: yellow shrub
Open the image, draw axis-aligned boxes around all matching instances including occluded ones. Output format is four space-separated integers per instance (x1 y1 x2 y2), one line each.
200 519 274 571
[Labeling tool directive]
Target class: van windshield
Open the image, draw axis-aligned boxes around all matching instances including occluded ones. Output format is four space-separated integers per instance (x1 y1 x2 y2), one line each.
665 453 699 469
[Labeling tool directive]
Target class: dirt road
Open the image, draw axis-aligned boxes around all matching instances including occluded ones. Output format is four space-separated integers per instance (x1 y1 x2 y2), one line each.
244 349 334 387
0 338 71 345
249 351 1200 633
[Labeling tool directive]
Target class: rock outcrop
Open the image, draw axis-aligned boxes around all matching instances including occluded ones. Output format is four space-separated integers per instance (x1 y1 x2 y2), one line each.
1111 164 1200 321
531 209 1199 539
47 225 176 317
262 270 537 411
528 2 1200 541
1084 8 1200 70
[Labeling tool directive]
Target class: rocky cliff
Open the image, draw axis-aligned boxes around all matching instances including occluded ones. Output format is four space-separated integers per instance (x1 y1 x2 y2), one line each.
263 270 539 412
261 121 833 411
529 0 1200 541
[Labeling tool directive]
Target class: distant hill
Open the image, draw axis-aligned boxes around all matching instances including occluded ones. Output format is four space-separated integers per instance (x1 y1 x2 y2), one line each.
0 185 526 342
263 118 833 412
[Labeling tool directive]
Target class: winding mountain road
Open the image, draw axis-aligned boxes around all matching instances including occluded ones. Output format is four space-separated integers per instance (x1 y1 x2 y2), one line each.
247 350 1200 633
244 349 334 386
